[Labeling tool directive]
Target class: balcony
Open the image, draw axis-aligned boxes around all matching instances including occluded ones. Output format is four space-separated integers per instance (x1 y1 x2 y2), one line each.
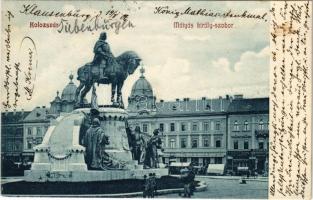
255 130 269 138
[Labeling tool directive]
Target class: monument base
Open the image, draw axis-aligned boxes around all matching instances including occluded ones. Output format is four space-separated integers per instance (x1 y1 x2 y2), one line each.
24 168 168 182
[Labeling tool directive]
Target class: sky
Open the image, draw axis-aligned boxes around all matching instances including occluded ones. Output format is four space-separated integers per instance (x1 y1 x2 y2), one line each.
1 1 270 111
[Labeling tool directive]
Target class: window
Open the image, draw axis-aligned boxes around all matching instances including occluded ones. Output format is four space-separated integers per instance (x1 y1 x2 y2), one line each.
7 141 13 151
203 122 209 132
203 157 211 165
181 123 187 132
215 157 222 164
244 121 249 131
215 121 220 130
181 138 187 148
170 123 175 132
203 139 209 147
259 120 264 130
192 139 198 148
180 157 187 162
27 140 32 149
172 105 177 111
234 121 239 131
234 141 238 149
159 123 164 132
36 127 42 136
142 123 148 132
215 140 221 148
244 141 249 149
27 128 32 136
170 139 176 148
192 123 198 131
191 157 199 165
259 142 264 150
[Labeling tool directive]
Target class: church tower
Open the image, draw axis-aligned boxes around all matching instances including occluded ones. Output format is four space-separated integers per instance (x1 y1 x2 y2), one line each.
127 67 156 114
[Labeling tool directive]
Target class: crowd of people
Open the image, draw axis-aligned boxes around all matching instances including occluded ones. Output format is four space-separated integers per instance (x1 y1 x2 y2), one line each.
143 173 157 198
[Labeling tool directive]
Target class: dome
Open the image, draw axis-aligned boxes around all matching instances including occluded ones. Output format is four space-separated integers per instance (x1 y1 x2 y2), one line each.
61 74 77 102
130 67 153 97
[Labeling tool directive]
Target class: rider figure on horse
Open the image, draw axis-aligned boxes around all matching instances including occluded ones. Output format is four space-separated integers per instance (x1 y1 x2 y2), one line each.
92 32 114 78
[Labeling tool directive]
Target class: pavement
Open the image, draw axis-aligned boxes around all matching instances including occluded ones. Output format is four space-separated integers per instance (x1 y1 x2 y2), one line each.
196 175 268 182
1 177 24 184
160 176 268 199
1 175 268 199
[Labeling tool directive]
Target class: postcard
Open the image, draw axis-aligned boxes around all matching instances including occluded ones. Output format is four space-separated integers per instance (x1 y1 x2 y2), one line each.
1 0 311 199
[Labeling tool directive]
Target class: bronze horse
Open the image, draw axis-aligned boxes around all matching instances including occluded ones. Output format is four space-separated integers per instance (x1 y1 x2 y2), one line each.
75 51 141 107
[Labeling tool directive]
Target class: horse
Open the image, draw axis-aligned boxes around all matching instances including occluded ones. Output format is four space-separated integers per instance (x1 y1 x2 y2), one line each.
75 51 141 108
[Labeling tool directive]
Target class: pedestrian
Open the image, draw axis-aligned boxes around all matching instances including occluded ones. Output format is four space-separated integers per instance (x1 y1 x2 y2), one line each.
188 166 195 196
151 173 157 197
180 167 190 197
186 166 195 197
143 175 148 198
147 173 154 198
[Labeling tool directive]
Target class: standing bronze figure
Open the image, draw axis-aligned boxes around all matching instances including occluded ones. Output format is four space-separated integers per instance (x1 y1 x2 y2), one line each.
75 32 141 108
144 129 162 168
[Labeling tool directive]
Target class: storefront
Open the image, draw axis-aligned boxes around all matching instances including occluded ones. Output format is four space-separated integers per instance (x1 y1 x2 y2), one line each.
226 149 268 175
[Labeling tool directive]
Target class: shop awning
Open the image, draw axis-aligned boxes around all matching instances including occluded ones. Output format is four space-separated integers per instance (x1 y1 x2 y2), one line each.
237 167 249 171
207 164 225 174
170 162 191 167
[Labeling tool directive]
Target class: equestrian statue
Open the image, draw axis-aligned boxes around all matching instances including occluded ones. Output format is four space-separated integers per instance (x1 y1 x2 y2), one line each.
75 32 141 108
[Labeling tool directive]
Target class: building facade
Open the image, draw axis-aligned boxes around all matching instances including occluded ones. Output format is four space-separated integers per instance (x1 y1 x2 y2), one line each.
226 98 269 175
127 68 269 175
1 111 30 162
22 106 51 161
127 68 232 167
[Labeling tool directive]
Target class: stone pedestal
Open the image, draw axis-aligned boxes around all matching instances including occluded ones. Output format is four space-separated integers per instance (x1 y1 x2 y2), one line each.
97 107 134 168
26 107 151 182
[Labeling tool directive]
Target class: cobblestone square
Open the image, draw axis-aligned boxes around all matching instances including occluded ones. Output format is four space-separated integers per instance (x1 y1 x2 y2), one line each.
161 177 268 199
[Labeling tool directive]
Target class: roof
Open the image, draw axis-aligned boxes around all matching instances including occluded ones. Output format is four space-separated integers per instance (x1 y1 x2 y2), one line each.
130 76 153 97
61 74 77 102
227 98 269 113
23 107 50 122
154 98 231 116
1 111 31 124
130 67 153 97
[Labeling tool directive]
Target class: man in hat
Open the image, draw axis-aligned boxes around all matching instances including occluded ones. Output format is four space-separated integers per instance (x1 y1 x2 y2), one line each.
92 32 114 77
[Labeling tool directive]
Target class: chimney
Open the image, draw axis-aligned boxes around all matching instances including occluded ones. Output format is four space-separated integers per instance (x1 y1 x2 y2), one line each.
176 98 179 102
234 94 243 99
202 97 206 100
186 98 190 101
13 109 16 115
226 95 229 100
219 96 222 99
